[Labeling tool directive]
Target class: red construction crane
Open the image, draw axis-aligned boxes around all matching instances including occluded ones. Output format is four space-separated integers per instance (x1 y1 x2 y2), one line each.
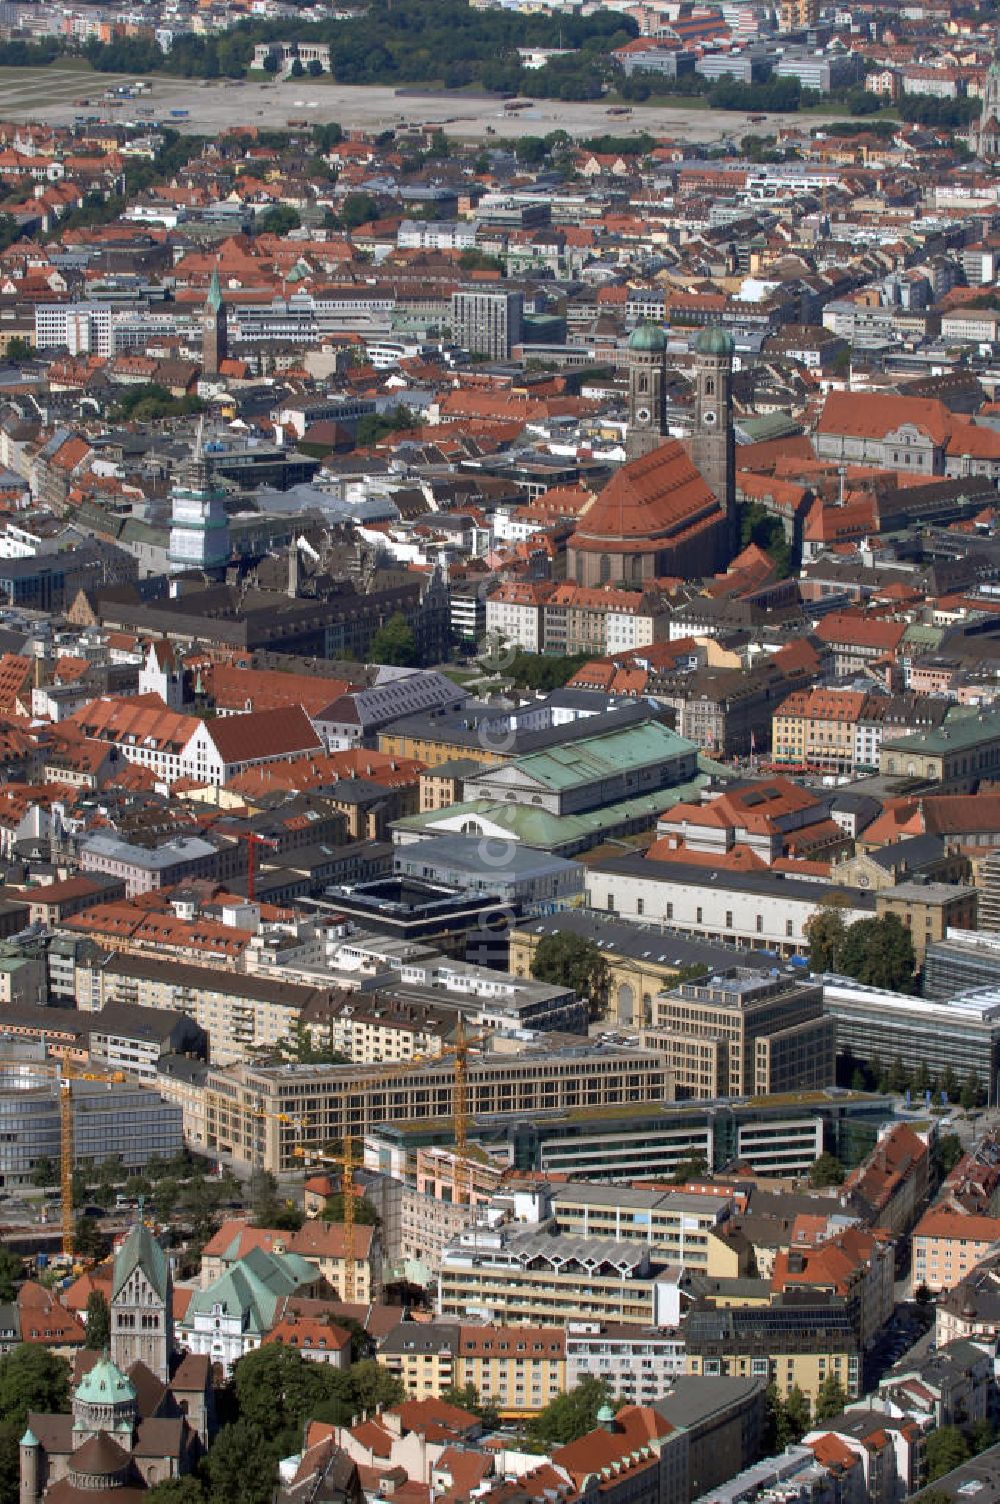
239 831 278 902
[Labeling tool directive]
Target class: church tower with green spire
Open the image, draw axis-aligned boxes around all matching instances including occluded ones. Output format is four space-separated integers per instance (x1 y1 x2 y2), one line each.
202 264 227 377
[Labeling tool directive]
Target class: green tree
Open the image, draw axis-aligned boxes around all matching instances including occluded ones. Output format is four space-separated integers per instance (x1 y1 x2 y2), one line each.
84 1291 110 1349
290 56 305 76
321 1193 380 1227
350 1360 406 1413
277 1019 349 1066
804 899 848 972
30 1155 57 1188
145 1479 205 1504
809 1152 845 1189
249 1169 301 1229
258 204 301 235
205 1419 277 1504
307 58 324 77
813 1375 848 1422
531 932 610 1019
440 1382 498 1428
961 1072 985 1111
4 337 32 362
838 914 916 991
458 249 505 274
340 192 379 229
368 612 419 668
783 1386 811 1443
971 1419 995 1454
355 406 416 447
925 1426 971 1482
74 1216 110 1263
936 1135 964 1176
261 50 279 73
670 1156 709 1185
528 1376 616 1447
887 1056 909 1094
152 1177 181 1223
232 1345 342 1453
0 1249 22 1303
0 1343 70 1424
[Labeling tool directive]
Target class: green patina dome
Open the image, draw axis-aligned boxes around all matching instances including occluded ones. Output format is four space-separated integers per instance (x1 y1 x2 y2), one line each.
628 320 667 353
75 1355 135 1407
694 325 735 357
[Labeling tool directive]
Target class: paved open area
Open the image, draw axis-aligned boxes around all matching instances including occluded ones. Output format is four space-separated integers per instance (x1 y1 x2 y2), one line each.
0 65 840 141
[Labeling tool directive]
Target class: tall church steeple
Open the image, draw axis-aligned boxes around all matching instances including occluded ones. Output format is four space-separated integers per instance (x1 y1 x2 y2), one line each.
111 1223 173 1384
202 265 227 377
689 325 736 558
625 320 668 461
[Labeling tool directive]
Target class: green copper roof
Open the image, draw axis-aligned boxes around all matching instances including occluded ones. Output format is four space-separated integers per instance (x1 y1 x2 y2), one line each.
113 1223 169 1303
75 1355 135 1408
207 266 223 313
184 1250 319 1338
628 320 667 353
694 325 735 357
21 1429 38 1448
391 771 709 853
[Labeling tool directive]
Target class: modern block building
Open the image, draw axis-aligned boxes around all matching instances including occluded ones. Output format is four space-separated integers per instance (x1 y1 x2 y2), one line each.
204 1039 676 1175
644 969 835 1099
823 977 1000 1103
450 288 524 360
370 1089 897 1185
0 1068 183 1189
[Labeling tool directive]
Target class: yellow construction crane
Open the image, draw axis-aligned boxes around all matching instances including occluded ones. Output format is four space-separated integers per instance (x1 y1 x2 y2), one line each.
301 1022 491 1301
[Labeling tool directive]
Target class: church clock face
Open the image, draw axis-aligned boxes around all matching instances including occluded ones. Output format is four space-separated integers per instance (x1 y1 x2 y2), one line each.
702 410 718 426
635 406 651 424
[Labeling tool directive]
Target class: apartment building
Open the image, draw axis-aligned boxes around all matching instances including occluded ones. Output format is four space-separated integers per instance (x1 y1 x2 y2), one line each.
875 882 978 966
204 1039 675 1174
770 1225 895 1350
772 688 866 774
567 1323 687 1402
451 288 523 360
844 1124 930 1237
75 950 336 1065
684 1304 861 1405
455 1325 566 1418
379 1323 459 1401
437 1223 681 1327
912 1208 1000 1292
643 970 835 1100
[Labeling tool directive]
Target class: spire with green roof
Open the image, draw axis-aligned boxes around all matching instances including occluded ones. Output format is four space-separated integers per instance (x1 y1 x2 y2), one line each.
206 265 223 314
